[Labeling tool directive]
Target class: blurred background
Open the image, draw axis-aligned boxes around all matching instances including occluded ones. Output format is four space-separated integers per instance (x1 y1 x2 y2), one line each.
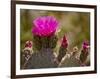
20 9 90 54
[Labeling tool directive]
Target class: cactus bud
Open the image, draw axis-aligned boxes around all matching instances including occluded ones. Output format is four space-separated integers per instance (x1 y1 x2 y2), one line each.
83 41 89 51
61 35 68 48
25 40 33 48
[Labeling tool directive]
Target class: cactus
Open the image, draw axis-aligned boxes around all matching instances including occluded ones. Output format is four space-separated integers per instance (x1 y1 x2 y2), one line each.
21 41 33 68
23 16 59 69
59 56 81 67
58 46 80 67
21 16 90 69
24 48 58 69
79 41 90 66
57 35 68 63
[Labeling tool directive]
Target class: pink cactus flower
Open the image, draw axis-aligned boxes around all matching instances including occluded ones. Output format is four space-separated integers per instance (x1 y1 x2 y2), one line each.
32 16 59 37
61 35 68 48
